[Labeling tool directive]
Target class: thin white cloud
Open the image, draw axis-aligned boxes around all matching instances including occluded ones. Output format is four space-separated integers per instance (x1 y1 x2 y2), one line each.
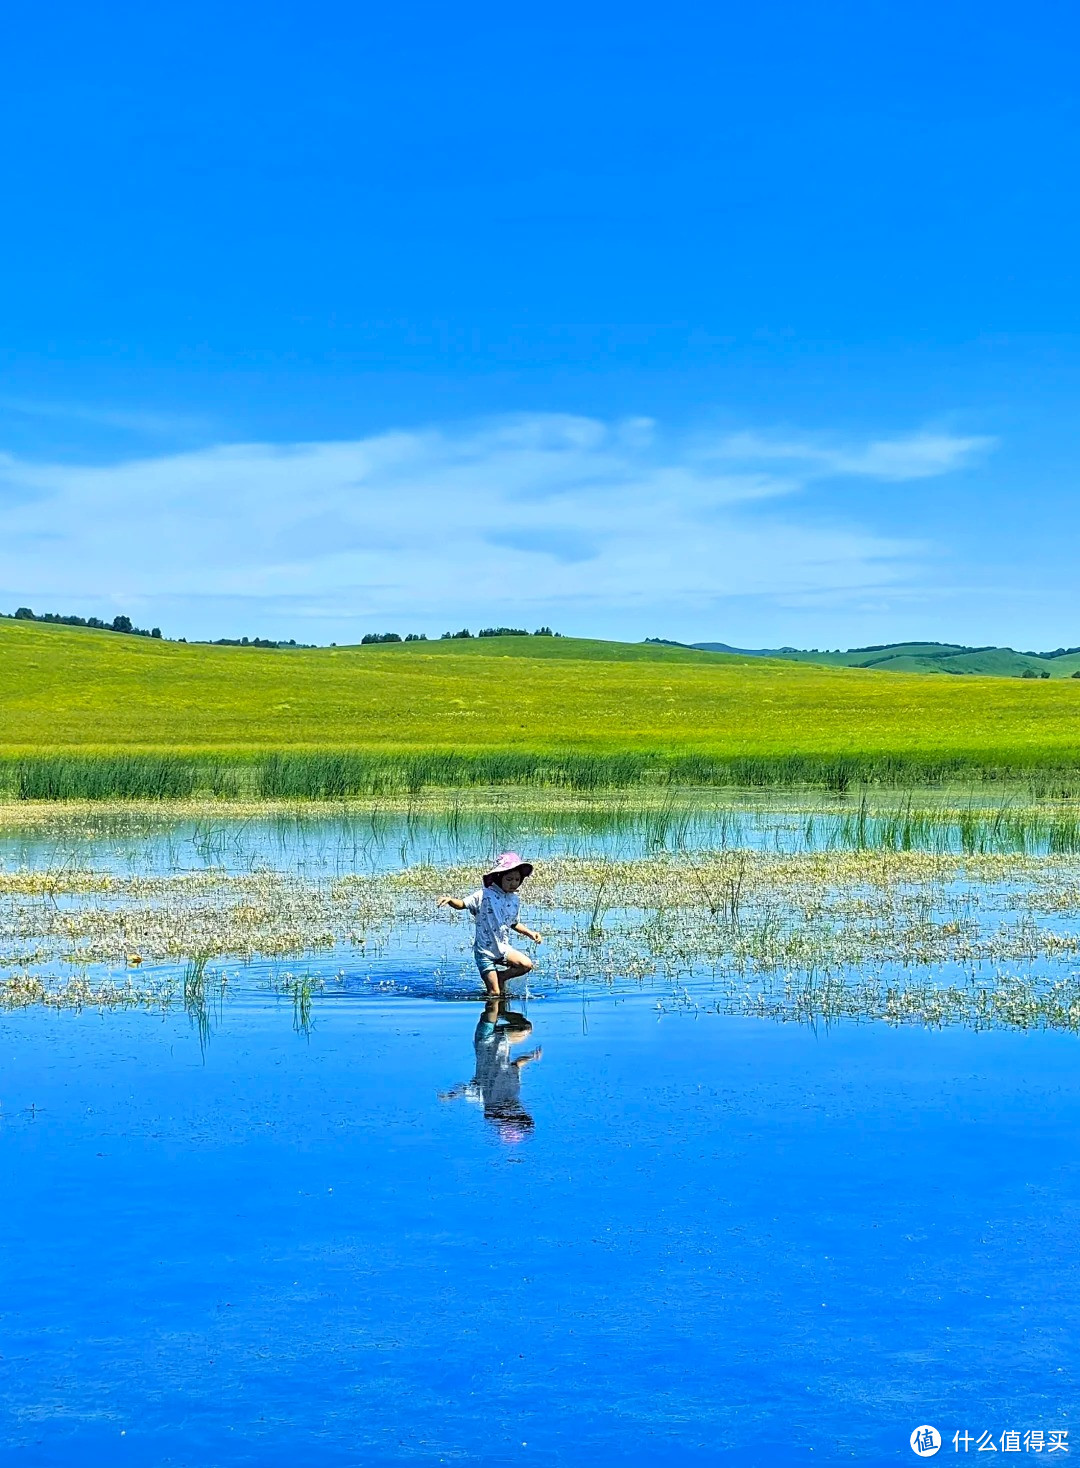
0 413 987 633
0 395 212 438
704 429 994 481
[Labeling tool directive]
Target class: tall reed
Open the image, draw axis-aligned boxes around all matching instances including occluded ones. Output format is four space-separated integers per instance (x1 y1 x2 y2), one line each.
12 754 200 800
8 746 1080 801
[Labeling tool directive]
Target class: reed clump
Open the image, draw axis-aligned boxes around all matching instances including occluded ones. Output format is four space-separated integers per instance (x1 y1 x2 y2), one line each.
9 748 1080 804
12 755 201 801
256 750 657 797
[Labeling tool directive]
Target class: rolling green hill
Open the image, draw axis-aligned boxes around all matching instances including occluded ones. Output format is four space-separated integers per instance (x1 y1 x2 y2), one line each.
692 639 1080 677
4 617 1080 793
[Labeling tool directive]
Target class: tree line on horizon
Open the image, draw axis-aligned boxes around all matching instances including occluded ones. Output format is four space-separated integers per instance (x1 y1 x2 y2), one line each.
7 606 162 639
362 626 558 644
6 608 560 650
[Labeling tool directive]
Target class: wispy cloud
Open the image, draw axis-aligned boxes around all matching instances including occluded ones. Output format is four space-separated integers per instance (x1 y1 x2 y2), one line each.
0 413 989 634
702 429 995 481
0 395 212 439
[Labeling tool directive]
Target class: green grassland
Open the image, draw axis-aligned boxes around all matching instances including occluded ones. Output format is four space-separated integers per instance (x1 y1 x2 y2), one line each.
694 639 1080 677
4 617 1080 795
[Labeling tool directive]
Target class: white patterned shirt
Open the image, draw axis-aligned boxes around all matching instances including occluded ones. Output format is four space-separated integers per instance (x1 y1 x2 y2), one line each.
464 885 520 957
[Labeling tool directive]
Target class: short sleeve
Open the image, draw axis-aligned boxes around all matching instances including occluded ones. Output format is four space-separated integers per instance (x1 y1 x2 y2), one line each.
463 889 483 916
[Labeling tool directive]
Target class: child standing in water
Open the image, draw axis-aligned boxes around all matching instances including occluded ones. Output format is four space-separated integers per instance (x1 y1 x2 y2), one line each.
437 852 542 995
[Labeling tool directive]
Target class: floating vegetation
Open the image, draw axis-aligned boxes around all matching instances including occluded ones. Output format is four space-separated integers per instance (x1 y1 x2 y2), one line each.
0 973 171 1009
5 781 1080 1038
1 845 1080 1029
742 968 1080 1030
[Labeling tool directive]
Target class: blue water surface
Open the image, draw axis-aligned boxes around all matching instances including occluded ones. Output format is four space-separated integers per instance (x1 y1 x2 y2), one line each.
0 795 999 880
2 992 1078 1467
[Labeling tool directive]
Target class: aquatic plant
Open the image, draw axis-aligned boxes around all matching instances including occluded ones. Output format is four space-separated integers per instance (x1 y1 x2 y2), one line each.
0 973 170 1009
7 787 1080 866
7 802 1080 1034
13 749 1080 802
14 755 200 801
0 845 1074 999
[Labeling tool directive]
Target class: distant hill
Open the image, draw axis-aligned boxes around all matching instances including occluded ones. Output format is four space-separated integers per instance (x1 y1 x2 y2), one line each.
691 640 1080 678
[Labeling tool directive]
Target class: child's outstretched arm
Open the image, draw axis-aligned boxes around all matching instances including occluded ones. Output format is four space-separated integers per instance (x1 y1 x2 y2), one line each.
511 920 543 943
437 896 467 910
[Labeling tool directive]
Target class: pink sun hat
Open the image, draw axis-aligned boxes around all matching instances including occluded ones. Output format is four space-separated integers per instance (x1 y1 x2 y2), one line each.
482 851 535 887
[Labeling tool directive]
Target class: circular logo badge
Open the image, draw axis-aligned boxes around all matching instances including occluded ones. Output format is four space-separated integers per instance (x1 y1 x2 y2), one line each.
910 1426 942 1457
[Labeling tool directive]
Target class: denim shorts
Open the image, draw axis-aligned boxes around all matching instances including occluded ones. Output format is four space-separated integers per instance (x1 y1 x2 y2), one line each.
473 946 508 976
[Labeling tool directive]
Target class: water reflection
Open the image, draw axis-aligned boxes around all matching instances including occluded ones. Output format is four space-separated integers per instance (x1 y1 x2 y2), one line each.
440 998 542 1142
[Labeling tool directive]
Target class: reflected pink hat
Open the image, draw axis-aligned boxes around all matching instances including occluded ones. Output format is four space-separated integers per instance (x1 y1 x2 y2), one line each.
482 851 534 887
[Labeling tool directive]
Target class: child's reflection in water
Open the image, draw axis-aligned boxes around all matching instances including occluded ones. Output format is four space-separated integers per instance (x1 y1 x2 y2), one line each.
439 998 542 1143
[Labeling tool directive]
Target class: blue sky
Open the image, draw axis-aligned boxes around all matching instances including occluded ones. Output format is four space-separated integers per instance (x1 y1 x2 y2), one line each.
2 0 1079 647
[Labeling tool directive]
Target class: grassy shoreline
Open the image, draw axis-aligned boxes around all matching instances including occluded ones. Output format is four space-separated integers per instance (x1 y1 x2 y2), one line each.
9 747 1080 801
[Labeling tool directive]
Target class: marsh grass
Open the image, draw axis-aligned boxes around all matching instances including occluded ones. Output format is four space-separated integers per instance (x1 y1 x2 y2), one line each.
12 754 202 801
11 748 1080 805
257 750 662 797
283 974 317 1035
9 780 1080 871
689 852 749 922
182 952 216 1048
822 793 1080 855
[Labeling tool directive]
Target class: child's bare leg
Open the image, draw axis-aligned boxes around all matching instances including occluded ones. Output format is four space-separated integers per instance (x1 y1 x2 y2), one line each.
498 947 534 985
480 967 502 997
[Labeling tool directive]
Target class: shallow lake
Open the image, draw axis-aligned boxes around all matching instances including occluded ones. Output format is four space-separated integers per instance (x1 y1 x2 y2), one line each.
2 806 1079 1465
3 790 1071 881
0 800 819 879
3 988 1079 1466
